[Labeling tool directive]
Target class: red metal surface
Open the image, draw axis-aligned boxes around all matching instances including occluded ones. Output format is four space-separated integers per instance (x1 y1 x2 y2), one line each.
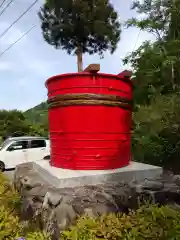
46 71 133 170
46 73 132 100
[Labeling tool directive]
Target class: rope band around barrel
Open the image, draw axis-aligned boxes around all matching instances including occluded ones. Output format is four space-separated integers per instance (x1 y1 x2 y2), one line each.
48 93 132 110
48 99 132 110
48 93 132 103
48 93 132 109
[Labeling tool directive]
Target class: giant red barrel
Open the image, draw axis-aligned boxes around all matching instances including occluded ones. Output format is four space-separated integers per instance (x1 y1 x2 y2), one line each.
46 71 133 170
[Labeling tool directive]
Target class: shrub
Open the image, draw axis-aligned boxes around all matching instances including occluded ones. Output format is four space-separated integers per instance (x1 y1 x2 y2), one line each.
62 205 180 240
132 93 180 172
25 231 50 240
0 206 22 239
1 171 180 239
0 172 21 213
0 173 51 239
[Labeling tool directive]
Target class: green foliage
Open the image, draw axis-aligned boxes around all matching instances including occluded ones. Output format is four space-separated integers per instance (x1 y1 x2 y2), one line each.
0 207 50 239
132 93 180 169
24 102 48 137
124 0 180 172
25 231 50 240
126 0 171 38
0 172 50 239
24 102 48 125
0 109 48 140
0 173 21 212
125 0 180 103
38 0 121 70
1 168 180 239
62 205 180 239
0 110 29 139
0 174 21 239
0 206 22 239
39 0 121 55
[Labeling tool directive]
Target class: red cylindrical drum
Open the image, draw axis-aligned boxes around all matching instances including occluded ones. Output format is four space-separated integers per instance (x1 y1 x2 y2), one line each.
46 72 133 170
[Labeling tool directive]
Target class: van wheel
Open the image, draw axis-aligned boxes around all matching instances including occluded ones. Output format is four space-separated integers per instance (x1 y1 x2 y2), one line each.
0 161 5 172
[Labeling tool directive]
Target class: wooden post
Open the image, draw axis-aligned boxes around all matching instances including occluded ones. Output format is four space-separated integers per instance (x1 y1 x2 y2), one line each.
83 64 100 73
118 70 132 78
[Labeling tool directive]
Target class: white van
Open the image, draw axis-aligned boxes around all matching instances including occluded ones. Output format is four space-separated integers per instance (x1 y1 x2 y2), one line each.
0 136 50 171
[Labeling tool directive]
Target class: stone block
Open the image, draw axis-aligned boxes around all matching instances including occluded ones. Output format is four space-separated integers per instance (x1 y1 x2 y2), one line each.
33 161 163 189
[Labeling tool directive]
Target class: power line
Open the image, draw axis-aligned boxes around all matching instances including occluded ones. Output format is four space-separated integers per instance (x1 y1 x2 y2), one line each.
0 25 36 58
128 29 141 71
0 0 38 39
0 0 13 18
0 0 6 8
132 29 141 52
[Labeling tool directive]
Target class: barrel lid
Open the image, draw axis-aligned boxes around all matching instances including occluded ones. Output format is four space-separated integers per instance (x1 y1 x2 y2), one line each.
45 71 133 88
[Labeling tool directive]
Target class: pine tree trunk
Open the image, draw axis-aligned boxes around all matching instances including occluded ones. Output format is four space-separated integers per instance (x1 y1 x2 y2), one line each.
77 49 83 72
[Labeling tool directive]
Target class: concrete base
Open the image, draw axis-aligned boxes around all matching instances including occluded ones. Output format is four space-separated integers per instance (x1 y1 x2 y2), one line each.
33 161 163 189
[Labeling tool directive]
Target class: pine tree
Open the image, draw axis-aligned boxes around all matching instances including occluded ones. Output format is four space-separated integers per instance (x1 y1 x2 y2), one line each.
39 0 121 72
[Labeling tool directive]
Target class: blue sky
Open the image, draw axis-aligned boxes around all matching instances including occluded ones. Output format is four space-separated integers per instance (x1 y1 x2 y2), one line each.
0 0 153 111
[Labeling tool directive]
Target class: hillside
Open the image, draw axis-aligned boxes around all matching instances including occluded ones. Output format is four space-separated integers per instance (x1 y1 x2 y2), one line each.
24 102 48 125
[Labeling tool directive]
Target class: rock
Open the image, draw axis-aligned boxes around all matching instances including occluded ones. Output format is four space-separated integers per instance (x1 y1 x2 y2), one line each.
20 176 43 188
141 179 164 191
43 191 62 209
54 202 77 231
155 191 180 204
13 163 34 190
173 175 180 186
20 197 34 221
167 203 180 210
92 202 118 216
41 202 77 239
12 162 180 240
41 208 60 240
84 208 95 217
129 183 143 193
22 184 49 201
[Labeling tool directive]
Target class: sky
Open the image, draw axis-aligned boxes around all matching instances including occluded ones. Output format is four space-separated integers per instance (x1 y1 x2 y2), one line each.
0 0 153 111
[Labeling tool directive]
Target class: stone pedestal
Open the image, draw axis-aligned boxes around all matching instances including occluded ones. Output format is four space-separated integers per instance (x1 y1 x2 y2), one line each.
13 162 180 240
33 161 163 188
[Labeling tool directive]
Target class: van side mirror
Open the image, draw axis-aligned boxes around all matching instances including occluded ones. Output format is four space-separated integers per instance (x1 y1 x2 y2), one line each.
7 147 14 152
7 145 22 151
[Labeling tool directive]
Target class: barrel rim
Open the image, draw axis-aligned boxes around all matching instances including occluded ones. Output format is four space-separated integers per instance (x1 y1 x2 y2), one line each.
45 72 133 88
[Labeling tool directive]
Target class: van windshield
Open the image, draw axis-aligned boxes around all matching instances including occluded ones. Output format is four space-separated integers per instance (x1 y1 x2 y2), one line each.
0 139 12 150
